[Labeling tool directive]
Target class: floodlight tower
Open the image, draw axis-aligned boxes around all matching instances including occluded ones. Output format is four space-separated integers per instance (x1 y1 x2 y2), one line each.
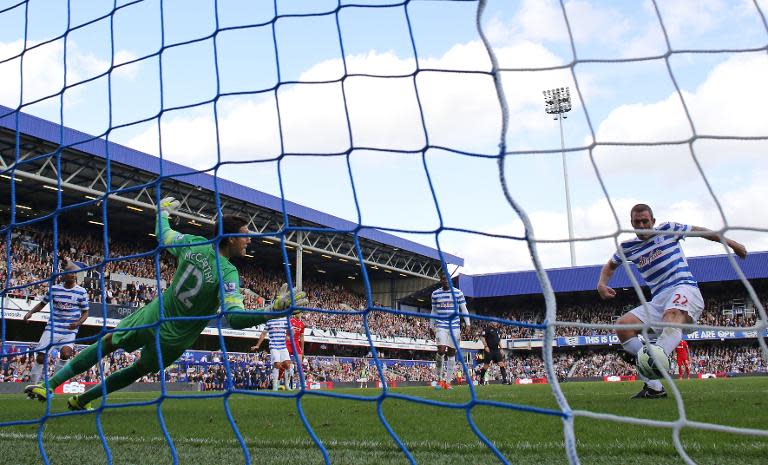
543 87 576 267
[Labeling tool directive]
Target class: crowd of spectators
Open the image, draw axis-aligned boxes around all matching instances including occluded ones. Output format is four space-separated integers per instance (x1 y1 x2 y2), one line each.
471 299 761 341
3 342 765 387
1 225 765 345
0 346 162 385
684 344 768 374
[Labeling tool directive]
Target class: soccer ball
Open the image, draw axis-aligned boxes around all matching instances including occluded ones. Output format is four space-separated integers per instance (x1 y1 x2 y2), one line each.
636 345 670 380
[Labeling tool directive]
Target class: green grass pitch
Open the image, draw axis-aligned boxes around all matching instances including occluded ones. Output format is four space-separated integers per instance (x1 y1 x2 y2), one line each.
1 377 766 465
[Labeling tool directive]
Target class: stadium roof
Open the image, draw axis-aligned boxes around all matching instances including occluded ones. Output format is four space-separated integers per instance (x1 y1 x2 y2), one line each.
0 105 462 267
459 252 768 298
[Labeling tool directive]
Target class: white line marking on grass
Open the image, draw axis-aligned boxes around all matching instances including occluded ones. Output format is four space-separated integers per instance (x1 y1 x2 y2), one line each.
0 432 765 453
0 432 497 451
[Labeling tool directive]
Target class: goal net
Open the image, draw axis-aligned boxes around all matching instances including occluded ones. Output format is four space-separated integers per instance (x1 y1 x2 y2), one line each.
1 0 767 464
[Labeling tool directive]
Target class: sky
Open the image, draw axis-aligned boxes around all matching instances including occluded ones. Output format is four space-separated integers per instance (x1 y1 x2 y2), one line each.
1 0 767 275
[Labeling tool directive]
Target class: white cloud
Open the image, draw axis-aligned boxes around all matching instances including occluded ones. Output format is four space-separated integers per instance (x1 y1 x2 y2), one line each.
489 0 660 58
126 39 571 165
688 53 768 136
127 96 282 171
73 49 139 81
121 20 768 278
0 40 65 108
594 93 692 143
451 50 768 274
590 53 768 177
655 0 728 43
565 0 632 46
506 0 570 44
621 21 667 59
0 39 140 114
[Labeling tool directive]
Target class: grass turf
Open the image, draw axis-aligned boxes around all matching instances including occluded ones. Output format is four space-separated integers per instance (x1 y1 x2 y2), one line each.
0 377 766 465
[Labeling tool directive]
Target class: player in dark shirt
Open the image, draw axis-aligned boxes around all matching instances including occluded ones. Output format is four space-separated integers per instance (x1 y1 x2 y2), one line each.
478 323 508 384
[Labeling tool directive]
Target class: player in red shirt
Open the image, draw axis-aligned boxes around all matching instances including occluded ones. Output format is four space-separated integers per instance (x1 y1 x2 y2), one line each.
281 312 305 389
287 312 306 360
675 339 690 379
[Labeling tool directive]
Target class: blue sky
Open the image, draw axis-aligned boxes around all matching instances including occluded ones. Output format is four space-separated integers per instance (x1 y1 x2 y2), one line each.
1 0 767 274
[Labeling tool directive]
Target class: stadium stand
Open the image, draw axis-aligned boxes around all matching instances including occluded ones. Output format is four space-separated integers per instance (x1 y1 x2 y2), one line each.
2 223 765 343
3 340 764 389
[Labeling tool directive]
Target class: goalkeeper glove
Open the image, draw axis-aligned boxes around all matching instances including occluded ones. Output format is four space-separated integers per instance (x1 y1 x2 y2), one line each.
159 196 181 218
271 283 308 311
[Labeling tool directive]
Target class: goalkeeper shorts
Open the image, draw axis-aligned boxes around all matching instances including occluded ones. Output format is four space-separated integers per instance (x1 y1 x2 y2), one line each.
111 301 187 373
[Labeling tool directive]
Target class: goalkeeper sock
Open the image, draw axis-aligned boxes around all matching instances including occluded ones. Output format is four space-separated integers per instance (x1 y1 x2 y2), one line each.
48 342 103 389
30 363 43 384
79 364 148 406
621 337 643 357
657 327 683 356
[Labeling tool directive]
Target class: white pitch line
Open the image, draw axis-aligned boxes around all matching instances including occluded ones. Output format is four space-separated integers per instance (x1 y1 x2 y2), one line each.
1 431 765 452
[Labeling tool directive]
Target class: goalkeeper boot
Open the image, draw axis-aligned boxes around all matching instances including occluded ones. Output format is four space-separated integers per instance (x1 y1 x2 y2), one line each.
24 383 53 402
67 396 94 411
631 384 667 399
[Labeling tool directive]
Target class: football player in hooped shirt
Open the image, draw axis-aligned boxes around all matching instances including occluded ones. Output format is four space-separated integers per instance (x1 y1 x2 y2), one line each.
430 271 470 390
26 197 308 410
23 261 89 387
597 203 746 399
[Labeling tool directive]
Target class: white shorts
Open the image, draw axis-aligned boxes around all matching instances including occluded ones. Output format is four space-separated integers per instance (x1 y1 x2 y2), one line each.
435 327 461 349
629 285 704 335
34 329 75 352
270 348 291 364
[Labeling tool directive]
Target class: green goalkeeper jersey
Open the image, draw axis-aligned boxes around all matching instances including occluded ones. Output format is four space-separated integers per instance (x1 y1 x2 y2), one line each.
153 216 255 347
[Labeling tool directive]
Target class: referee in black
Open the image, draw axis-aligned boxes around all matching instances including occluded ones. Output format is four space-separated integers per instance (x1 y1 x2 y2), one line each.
479 323 508 384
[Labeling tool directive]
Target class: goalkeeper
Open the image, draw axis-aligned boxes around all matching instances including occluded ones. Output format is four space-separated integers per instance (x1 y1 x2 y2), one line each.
25 197 307 410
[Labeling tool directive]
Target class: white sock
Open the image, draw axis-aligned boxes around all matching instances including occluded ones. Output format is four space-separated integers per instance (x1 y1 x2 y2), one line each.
446 358 456 384
284 367 292 389
636 370 663 391
435 354 444 381
657 328 683 356
647 379 663 391
30 363 43 384
622 337 643 356
272 368 279 389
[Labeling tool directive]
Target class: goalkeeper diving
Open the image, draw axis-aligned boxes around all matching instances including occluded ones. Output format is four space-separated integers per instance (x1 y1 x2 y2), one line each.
25 197 308 410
